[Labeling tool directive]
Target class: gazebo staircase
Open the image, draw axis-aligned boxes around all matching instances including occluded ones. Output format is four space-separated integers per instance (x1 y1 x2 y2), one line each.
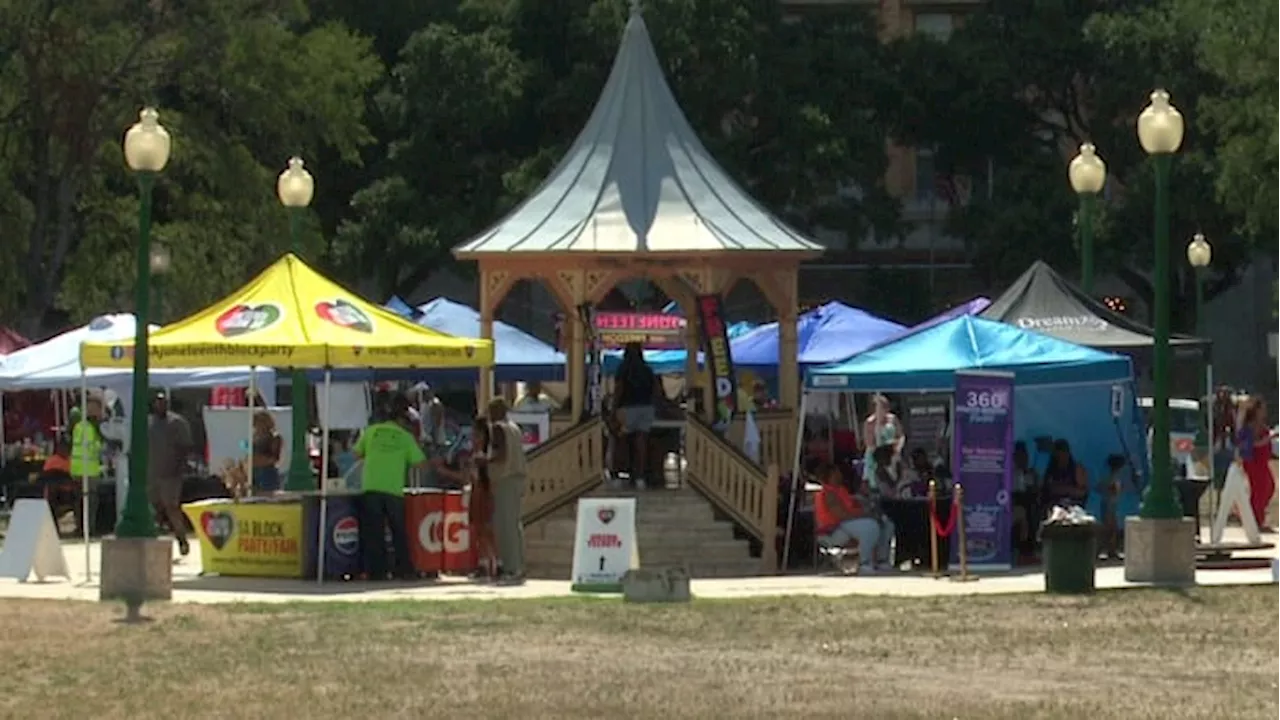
520 414 781 579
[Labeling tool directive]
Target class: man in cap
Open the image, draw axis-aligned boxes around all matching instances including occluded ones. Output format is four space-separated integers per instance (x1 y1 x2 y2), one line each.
148 390 193 556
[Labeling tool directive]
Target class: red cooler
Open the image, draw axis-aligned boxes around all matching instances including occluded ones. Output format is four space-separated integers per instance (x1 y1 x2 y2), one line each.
442 490 477 574
404 489 445 573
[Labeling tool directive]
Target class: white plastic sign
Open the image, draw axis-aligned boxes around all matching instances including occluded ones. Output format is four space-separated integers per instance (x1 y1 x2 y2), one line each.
570 498 638 592
0 499 70 582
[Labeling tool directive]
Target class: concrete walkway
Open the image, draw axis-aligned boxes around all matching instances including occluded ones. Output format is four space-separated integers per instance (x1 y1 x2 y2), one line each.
0 529 1274 605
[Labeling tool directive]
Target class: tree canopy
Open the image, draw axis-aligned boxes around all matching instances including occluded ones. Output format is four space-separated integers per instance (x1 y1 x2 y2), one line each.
0 0 1271 335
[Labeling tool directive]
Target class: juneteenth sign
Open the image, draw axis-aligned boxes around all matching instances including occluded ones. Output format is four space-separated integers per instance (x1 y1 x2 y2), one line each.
696 294 737 429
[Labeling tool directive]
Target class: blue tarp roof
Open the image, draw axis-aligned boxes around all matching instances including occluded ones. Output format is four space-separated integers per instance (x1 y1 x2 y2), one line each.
805 315 1133 391
731 301 905 370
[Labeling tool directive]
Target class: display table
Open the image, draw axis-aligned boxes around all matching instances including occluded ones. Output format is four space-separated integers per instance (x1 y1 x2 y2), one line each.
183 488 478 580
183 497 306 578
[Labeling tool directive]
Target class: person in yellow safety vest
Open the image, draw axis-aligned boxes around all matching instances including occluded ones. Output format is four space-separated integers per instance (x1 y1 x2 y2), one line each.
69 395 104 536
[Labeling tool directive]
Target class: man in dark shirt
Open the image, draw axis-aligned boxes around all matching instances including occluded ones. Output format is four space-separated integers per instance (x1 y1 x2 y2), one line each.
147 391 193 556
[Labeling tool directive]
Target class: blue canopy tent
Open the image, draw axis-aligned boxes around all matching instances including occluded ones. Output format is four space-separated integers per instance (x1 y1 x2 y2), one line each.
801 315 1150 523
730 301 905 373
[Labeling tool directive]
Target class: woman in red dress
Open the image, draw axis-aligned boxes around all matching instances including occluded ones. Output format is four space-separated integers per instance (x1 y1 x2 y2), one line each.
1236 398 1276 532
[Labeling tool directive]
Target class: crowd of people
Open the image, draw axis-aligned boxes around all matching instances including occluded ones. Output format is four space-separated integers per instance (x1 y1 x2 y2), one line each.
803 392 1136 566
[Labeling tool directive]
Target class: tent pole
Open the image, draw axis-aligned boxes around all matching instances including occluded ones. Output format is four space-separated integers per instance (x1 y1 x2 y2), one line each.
1205 363 1216 522
781 391 809 572
1 392 6 469
317 369 332 585
247 368 256 498
81 371 90 583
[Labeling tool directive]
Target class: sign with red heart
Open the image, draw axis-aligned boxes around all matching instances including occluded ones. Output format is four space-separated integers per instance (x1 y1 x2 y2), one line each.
315 299 374 333
215 303 282 337
200 511 236 551
597 507 615 525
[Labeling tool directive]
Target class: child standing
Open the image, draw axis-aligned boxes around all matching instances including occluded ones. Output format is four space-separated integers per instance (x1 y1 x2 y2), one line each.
468 417 498 580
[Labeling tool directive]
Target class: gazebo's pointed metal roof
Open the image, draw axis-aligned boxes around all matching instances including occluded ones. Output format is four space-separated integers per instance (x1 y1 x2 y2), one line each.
454 9 823 256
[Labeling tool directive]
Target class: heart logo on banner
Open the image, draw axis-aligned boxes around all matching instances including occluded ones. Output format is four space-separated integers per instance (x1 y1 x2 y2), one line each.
200 511 236 551
215 304 282 337
464 346 475 358
597 508 615 525
315 299 374 333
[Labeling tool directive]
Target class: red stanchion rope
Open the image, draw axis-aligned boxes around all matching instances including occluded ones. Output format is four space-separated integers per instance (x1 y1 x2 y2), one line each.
930 493 960 537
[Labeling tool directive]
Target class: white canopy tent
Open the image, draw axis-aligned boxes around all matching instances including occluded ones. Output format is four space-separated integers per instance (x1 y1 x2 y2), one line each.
0 314 274 393
0 313 272 581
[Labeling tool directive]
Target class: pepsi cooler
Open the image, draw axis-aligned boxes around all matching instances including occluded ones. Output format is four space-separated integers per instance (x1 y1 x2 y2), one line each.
302 492 363 579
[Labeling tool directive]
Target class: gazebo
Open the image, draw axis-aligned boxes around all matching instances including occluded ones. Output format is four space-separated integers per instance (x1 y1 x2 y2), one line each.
453 7 822 445
453 8 822 568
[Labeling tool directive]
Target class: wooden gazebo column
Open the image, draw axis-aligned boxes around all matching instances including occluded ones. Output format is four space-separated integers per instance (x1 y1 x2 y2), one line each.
477 263 517 409
755 265 801 411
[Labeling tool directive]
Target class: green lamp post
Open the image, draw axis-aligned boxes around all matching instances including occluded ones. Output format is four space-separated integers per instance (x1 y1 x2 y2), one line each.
117 108 171 539
1136 89 1185 520
150 243 171 324
1186 233 1211 336
1068 143 1107 295
277 157 316 491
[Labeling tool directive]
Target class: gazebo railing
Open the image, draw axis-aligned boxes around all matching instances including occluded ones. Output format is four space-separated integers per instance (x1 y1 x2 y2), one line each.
726 409 795 475
684 414 779 573
522 416 605 525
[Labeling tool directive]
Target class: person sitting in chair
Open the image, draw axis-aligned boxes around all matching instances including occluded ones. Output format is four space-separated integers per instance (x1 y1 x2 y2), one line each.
814 462 892 573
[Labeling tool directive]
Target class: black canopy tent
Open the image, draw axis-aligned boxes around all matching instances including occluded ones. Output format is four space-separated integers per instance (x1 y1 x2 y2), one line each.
981 261 1210 351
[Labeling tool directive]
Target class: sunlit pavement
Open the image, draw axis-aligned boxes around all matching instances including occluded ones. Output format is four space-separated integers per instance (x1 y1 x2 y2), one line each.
0 527 1273 605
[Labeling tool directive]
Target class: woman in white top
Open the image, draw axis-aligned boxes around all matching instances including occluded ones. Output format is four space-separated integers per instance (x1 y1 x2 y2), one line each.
862 394 905 481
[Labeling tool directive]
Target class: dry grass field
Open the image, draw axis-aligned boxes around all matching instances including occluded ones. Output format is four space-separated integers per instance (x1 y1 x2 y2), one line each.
0 586 1274 719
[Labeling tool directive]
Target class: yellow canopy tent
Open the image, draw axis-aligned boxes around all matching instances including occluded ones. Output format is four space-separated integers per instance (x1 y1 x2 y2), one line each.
80 253 494 369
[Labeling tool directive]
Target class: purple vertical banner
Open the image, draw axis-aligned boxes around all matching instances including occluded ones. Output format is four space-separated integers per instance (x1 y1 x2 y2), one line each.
951 370 1015 571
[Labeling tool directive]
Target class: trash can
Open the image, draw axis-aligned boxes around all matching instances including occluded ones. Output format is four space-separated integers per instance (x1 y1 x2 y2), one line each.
1041 522 1097 594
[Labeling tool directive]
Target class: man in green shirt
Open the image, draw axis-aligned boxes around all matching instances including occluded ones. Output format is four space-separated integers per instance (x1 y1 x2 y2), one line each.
354 393 427 580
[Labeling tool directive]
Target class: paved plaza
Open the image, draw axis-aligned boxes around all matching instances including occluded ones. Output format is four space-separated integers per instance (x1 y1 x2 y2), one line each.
0 527 1273 605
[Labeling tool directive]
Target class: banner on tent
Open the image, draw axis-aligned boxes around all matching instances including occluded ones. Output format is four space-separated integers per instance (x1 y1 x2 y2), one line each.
951 371 1014 571
696 294 737 429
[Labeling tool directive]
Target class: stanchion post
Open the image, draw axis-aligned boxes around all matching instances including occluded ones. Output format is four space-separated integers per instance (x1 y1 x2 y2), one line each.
928 479 939 579
951 484 978 583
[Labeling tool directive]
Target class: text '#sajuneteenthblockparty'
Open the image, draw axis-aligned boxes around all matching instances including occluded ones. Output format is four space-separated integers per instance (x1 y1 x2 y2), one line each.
150 344 297 361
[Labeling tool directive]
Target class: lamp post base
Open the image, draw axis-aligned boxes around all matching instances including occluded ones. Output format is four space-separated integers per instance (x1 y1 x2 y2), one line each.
1123 516 1196 584
100 537 173 617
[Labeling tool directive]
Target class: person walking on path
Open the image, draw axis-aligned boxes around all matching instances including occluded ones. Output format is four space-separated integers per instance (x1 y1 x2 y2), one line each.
354 393 428 580
148 391 193 557
487 398 529 584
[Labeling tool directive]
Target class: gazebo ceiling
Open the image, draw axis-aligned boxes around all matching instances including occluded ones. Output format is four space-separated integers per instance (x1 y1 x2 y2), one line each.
453 8 823 259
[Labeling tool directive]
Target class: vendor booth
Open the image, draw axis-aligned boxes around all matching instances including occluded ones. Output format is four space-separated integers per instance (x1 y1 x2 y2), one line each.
80 253 494 581
786 315 1149 570
0 313 272 572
